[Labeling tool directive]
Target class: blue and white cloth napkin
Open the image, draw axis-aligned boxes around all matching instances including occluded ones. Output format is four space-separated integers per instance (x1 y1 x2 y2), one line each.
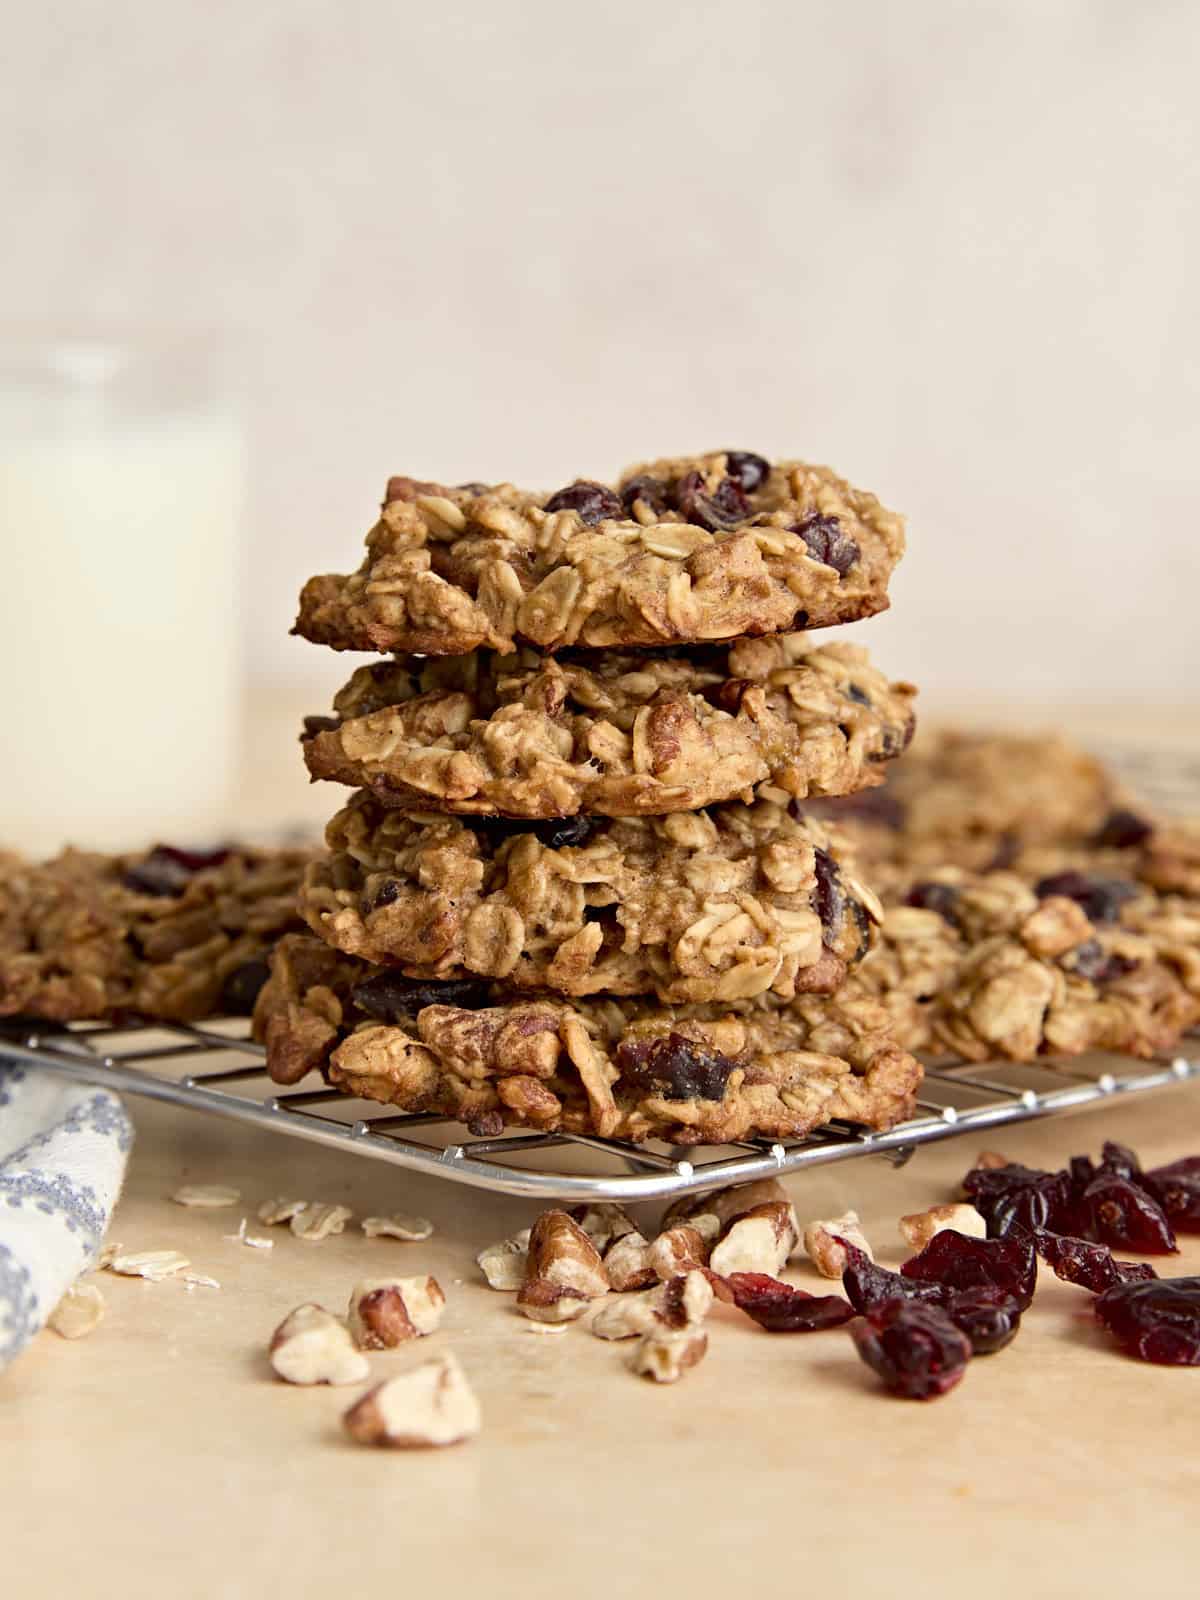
0 1056 133 1370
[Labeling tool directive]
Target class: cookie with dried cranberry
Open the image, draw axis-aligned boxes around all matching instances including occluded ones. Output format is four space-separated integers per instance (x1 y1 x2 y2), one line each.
252 933 922 1145
301 636 916 819
0 843 310 1024
293 451 905 657
298 792 880 1004
851 866 1200 1063
808 729 1127 890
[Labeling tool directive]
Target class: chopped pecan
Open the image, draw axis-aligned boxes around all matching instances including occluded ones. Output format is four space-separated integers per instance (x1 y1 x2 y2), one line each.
348 1276 446 1349
592 1270 714 1340
899 1203 987 1252
630 1324 709 1383
343 1353 481 1447
269 1304 369 1386
709 1201 799 1277
648 1224 711 1281
802 1209 874 1279
516 1210 609 1323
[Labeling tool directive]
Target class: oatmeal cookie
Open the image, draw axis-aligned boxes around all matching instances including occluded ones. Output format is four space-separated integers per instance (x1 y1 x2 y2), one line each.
0 843 310 1023
294 451 905 656
252 934 922 1145
810 729 1200 907
301 636 916 818
854 867 1200 1062
298 792 880 1003
808 729 1125 885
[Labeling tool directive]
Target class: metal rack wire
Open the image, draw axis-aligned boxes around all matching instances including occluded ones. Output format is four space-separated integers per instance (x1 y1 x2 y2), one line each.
4 1017 1197 1202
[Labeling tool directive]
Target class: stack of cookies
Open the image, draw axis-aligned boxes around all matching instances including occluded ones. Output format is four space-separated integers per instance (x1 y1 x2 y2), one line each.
255 450 924 1145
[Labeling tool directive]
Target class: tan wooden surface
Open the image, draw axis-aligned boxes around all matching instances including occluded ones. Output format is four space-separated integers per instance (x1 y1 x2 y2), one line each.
3 1074 1199 1600
3 691 1198 1599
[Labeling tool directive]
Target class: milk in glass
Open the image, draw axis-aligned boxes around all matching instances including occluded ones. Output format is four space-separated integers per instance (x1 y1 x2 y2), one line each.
0 341 243 854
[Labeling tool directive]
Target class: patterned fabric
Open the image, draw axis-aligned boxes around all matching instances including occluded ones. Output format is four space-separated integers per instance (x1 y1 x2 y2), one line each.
0 1056 133 1369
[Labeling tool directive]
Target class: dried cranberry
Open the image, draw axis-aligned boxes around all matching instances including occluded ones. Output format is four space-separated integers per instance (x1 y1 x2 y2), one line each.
904 881 963 931
1091 809 1154 850
942 1287 1022 1355
123 844 231 898
839 1239 1021 1353
851 1299 971 1399
467 1109 506 1137
1098 1140 1143 1181
619 474 671 516
1145 1157 1200 1229
1064 940 1137 984
1066 1151 1092 1182
371 879 402 910
1094 1277 1200 1364
725 1272 855 1332
531 814 597 850
812 848 844 942
792 513 859 577
963 1162 1078 1238
850 898 873 962
543 481 623 524
615 1032 736 1103
301 714 340 739
1083 1175 1177 1254
897 716 918 755
673 471 749 532
838 1240 943 1314
465 814 596 852
722 451 770 493
1032 1229 1158 1294
349 972 491 1023
901 1229 1038 1311
1034 871 1138 925
218 959 271 1016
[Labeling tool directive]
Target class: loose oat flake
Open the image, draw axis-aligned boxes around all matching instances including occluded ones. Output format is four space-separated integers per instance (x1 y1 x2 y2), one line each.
48 1281 105 1337
171 1184 241 1208
106 1250 191 1281
361 1214 434 1242
257 1197 308 1226
224 1217 274 1250
290 1203 353 1241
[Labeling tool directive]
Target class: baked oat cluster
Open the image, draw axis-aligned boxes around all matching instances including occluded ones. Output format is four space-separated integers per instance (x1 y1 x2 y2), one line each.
299 792 879 1002
811 730 1200 1065
0 843 310 1023
301 635 916 819
267 446 924 1143
254 933 921 1145
294 451 906 656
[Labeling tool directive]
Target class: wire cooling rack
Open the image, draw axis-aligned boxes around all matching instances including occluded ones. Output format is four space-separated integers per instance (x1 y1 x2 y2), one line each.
3 1017 1197 1202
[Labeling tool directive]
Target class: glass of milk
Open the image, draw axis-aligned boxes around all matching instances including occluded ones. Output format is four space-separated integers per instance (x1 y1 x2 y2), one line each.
0 337 244 855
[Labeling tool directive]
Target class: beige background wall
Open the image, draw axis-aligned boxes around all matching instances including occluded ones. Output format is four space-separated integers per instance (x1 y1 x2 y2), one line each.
4 0 1199 714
